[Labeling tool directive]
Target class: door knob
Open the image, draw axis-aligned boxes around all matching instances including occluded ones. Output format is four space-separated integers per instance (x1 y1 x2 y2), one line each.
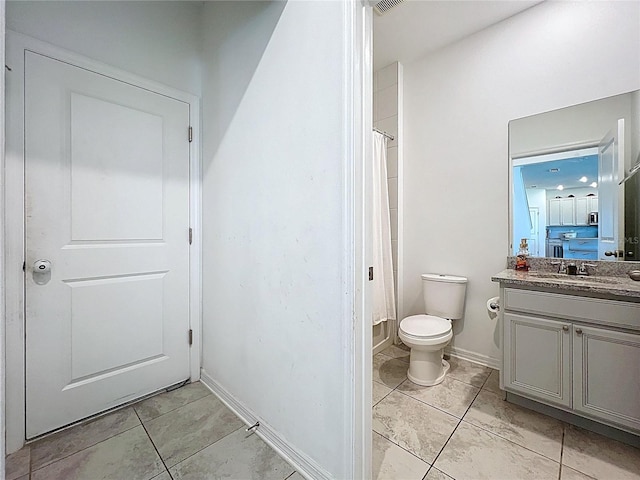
33 259 51 273
562 325 569 331
604 250 624 257
575 328 583 335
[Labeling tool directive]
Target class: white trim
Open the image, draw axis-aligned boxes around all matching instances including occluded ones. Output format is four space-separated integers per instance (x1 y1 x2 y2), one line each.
0 0 7 467
512 146 599 166
343 2 372 479
4 31 202 452
446 345 500 370
199 371 332 480
396 61 404 333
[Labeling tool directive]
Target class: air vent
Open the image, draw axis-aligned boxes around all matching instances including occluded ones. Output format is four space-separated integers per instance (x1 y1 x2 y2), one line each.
374 0 405 15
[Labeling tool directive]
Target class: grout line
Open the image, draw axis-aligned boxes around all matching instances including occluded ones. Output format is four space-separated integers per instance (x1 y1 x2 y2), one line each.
558 425 566 480
133 408 174 479
427 379 485 473
372 430 429 466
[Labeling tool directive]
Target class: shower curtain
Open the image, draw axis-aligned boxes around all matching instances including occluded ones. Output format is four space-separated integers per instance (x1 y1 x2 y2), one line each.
372 132 396 325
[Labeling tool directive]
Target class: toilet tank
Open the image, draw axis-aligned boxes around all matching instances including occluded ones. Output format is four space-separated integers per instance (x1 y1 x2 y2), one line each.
421 273 468 320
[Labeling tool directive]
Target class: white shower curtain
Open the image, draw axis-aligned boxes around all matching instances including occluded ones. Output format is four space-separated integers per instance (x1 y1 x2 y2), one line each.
372 132 396 325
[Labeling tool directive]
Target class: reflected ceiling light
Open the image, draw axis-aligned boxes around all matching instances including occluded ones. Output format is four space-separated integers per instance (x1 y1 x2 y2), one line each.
590 182 598 188
557 185 564 190
579 176 588 182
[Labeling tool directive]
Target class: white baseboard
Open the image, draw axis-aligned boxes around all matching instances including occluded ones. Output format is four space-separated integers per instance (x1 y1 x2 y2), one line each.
199 370 332 480
445 346 500 370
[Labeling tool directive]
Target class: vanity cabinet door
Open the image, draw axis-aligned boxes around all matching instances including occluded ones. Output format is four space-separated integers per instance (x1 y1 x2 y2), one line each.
573 326 640 432
504 313 572 408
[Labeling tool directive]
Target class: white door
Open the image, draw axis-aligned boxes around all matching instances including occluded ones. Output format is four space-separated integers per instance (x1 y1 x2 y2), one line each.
598 119 624 260
528 207 539 256
25 51 191 438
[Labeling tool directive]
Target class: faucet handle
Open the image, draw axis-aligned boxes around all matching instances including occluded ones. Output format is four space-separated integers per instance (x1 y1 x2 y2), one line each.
550 260 567 273
578 263 597 275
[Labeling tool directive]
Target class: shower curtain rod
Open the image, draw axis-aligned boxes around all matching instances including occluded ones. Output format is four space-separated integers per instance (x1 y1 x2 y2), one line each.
373 127 395 141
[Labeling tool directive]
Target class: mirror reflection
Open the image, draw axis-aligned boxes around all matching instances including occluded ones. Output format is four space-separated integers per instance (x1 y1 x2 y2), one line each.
509 90 640 261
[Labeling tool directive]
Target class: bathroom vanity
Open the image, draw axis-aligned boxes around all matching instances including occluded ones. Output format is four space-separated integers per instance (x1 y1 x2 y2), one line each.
492 265 640 437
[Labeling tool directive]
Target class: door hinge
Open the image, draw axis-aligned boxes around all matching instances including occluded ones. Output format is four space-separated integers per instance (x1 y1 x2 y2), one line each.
189 329 193 346
22 261 26 272
188 126 193 143
368 266 374 281
189 227 193 245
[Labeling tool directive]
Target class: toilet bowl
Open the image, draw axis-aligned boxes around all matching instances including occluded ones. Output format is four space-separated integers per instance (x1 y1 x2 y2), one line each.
399 274 467 386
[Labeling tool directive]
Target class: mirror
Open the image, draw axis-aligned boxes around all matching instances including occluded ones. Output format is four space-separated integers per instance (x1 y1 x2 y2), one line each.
509 90 640 261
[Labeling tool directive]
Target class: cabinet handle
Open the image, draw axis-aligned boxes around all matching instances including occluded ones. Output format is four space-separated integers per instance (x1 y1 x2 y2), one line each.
576 328 583 335
562 325 569 331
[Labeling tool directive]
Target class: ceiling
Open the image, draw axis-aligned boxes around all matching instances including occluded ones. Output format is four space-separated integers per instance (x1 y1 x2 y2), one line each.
373 0 542 70
519 155 599 192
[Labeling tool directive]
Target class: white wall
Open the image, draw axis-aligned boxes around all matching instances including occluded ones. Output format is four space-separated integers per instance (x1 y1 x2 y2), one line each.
402 1 640 365
6 1 202 95
200 2 362 478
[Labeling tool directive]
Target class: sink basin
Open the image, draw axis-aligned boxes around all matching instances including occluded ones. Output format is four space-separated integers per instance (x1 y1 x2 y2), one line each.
524 271 627 285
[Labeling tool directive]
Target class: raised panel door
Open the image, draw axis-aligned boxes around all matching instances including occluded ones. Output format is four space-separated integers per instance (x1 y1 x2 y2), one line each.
503 312 572 408
573 326 640 432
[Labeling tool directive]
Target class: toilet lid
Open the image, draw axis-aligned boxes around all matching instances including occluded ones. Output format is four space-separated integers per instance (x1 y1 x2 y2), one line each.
400 315 451 338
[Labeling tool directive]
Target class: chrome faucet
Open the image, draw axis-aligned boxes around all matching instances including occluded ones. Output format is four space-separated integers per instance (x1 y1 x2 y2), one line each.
551 260 567 274
578 262 597 276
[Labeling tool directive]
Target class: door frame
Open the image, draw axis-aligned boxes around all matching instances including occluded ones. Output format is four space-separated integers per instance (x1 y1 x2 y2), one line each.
4 30 202 453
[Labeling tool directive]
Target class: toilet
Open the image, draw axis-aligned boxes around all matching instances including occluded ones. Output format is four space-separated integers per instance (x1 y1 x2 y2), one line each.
399 273 467 386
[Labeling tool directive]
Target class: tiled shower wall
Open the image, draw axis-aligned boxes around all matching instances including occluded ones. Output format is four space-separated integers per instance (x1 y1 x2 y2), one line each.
373 62 402 349
374 62 400 301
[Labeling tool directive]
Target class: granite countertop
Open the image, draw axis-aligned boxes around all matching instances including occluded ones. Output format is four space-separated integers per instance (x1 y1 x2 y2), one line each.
492 269 640 299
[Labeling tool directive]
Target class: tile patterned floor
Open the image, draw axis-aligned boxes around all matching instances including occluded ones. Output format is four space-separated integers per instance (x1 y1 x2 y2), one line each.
7 350 640 480
373 346 640 480
6 382 299 480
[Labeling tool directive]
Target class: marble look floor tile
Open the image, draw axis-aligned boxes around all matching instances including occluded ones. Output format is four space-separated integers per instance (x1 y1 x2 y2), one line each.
446 357 492 387
561 466 596 480
373 431 429 480
434 421 560 480
481 369 502 395
31 407 140 470
373 391 459 464
464 390 563 461
31 425 164 480
145 393 244 467
5 445 30 480
380 344 410 363
373 353 408 389
397 376 479 418
562 425 640 480
373 382 393 406
169 428 295 480
135 382 211 423
151 472 172 480
424 467 454 480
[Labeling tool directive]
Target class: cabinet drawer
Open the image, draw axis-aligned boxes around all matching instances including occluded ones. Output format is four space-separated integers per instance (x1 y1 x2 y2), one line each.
504 288 640 330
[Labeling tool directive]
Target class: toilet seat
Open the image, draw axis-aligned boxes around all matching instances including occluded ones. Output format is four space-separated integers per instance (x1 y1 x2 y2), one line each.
400 314 451 338
399 314 453 347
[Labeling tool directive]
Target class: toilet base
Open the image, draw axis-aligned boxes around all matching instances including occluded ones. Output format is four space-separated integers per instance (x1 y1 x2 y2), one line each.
407 349 450 386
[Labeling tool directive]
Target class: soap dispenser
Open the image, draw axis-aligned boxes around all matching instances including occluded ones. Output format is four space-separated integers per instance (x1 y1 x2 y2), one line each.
515 238 530 271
